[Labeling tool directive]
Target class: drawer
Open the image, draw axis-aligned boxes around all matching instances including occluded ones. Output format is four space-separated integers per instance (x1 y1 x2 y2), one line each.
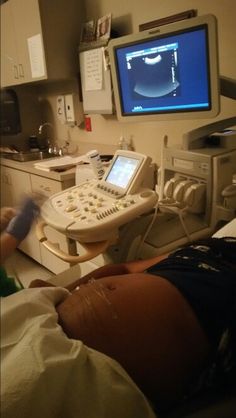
31 174 62 197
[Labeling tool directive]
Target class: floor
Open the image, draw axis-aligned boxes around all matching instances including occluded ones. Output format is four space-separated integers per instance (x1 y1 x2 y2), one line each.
4 249 55 289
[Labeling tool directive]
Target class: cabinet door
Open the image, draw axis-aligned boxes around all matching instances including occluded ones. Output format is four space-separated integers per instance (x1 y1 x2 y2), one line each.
0 166 41 262
1 0 84 87
12 0 47 83
0 1 20 86
10 168 42 263
0 166 30 207
0 0 47 87
0 166 15 207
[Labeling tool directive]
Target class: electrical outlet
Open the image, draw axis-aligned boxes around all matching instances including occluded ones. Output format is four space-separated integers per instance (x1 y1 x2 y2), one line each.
56 95 66 124
65 94 75 124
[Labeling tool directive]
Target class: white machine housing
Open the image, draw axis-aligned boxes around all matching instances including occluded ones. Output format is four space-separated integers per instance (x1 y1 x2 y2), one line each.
41 150 158 243
139 118 236 258
159 146 236 226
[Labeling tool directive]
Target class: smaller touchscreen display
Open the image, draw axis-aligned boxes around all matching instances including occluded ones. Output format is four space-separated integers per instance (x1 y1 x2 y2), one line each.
105 155 140 189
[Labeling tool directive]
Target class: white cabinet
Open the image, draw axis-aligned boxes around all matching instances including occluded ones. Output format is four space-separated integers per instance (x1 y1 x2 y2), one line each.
0 165 14 207
0 1 20 87
0 163 75 273
0 0 84 87
1 0 45 86
0 165 41 262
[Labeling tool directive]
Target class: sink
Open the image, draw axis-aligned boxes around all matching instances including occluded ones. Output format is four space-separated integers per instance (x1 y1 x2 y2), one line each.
2 151 53 162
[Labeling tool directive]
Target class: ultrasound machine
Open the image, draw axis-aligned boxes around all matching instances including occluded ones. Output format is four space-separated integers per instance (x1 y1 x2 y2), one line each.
38 14 236 266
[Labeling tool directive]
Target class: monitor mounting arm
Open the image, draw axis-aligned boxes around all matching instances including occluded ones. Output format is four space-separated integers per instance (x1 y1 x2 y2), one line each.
182 75 236 150
220 76 236 100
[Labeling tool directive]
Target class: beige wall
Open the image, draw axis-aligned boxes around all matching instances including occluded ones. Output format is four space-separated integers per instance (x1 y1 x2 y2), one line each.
80 0 236 162
3 0 236 163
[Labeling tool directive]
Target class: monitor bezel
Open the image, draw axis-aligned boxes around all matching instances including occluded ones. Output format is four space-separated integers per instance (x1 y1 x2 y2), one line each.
108 14 220 122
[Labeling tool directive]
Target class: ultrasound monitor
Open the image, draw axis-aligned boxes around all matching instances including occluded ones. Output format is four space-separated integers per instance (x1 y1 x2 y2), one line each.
108 14 220 122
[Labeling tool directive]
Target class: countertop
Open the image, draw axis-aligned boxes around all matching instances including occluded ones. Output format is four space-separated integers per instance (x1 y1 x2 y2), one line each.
0 157 76 182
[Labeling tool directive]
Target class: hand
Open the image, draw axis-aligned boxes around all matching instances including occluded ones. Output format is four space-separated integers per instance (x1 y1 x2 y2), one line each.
0 207 17 232
6 196 40 241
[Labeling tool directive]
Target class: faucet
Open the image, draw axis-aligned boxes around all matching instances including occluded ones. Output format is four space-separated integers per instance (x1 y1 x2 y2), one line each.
38 122 64 156
38 122 54 137
38 122 56 154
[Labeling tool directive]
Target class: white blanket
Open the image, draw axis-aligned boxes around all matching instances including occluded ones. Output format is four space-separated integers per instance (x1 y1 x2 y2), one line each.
1 287 156 418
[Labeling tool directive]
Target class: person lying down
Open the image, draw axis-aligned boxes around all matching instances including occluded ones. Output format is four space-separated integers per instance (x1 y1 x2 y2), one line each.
2 220 236 417
32 228 236 410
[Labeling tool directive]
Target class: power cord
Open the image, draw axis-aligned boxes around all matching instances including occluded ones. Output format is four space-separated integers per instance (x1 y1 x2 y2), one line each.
135 203 159 259
158 200 192 241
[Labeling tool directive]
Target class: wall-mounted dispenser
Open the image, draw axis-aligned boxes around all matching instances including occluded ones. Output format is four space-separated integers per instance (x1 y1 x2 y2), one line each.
0 89 21 135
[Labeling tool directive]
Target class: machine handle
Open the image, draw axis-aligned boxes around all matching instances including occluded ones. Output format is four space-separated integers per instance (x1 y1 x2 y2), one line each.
36 220 110 263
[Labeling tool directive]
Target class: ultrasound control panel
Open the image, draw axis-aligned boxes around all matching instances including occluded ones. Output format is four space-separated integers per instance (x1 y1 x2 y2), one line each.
41 150 158 242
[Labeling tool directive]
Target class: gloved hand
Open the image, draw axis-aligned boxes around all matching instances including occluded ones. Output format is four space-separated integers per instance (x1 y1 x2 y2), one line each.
6 196 40 241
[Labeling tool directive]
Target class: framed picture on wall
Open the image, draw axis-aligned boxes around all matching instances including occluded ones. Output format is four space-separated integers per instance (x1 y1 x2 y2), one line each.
96 14 111 41
80 20 96 43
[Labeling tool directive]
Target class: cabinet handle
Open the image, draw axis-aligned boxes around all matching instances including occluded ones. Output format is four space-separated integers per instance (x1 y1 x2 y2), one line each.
19 64 24 78
7 174 12 185
13 65 19 79
39 185 51 193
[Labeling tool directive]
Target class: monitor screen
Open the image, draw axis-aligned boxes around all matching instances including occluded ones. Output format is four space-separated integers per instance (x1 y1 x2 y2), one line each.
105 155 140 189
108 14 220 122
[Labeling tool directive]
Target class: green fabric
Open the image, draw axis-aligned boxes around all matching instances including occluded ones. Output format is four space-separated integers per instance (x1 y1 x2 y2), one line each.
0 266 23 297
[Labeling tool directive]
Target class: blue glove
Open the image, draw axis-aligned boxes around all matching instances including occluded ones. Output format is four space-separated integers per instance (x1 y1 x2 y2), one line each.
6 196 40 241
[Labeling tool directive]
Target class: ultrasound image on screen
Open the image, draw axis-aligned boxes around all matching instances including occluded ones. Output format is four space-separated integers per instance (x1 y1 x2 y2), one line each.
126 44 180 99
128 48 180 99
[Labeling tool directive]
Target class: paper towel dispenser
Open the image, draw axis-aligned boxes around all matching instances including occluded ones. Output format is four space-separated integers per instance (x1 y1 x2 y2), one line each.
0 89 21 135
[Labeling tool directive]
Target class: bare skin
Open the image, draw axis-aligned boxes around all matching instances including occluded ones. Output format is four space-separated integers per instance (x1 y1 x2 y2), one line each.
30 255 211 406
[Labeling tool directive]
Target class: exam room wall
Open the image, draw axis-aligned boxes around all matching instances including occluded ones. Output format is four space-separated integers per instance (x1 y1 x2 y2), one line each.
8 0 235 163
78 0 236 162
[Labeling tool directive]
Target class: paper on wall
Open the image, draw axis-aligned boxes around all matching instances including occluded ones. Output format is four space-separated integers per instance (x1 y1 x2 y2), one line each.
27 34 46 78
79 49 113 114
83 48 103 91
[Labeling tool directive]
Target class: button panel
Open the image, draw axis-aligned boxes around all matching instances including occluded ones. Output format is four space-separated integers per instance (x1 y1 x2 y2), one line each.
51 180 139 225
